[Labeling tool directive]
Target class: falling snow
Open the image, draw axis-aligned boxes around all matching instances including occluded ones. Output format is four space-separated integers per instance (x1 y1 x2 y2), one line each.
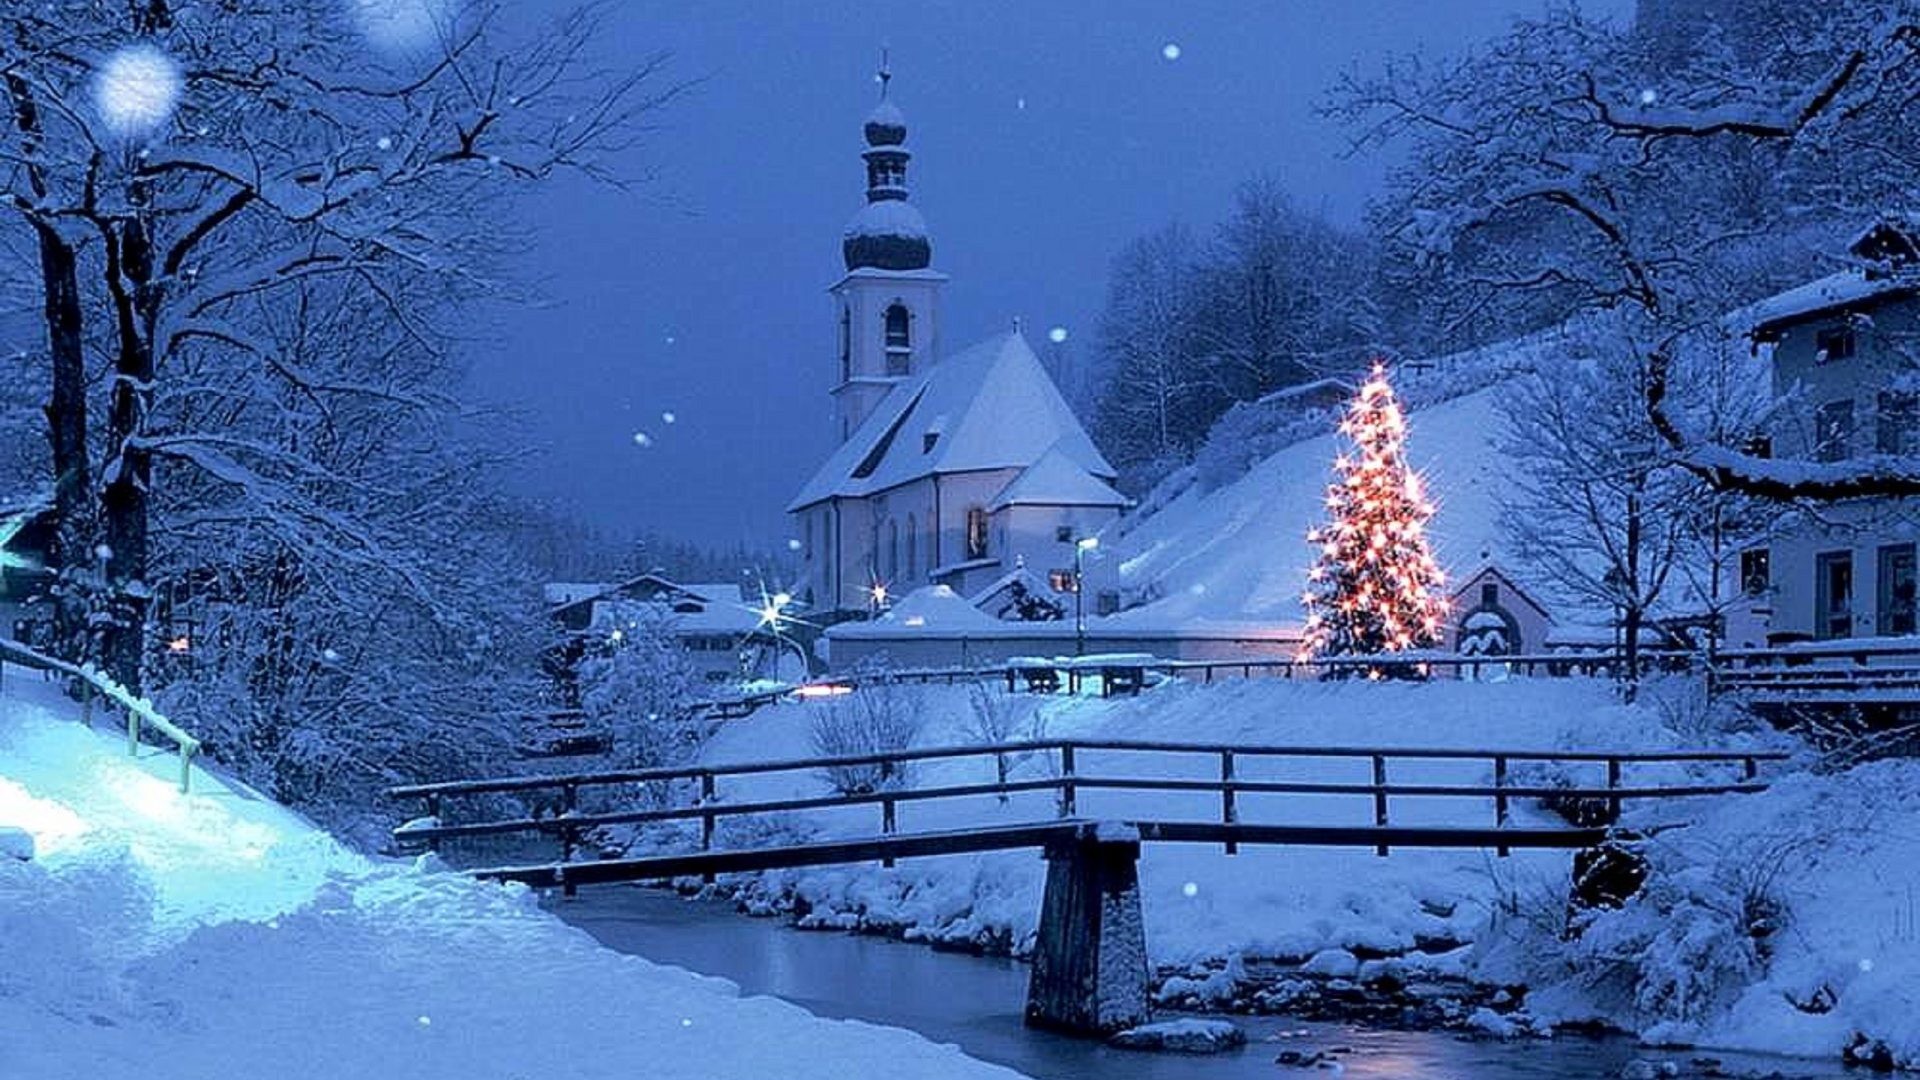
1162 43 1182 61
94 46 181 137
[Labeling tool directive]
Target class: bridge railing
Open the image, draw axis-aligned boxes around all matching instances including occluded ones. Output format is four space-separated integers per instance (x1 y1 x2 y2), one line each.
391 738 1787 872
680 648 1699 723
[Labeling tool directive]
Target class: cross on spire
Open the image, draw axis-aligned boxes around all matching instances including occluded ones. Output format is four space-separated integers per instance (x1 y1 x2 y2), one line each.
878 46 892 99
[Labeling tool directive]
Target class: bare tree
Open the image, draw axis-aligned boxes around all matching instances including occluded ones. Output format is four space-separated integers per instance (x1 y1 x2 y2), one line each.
1333 3 1920 504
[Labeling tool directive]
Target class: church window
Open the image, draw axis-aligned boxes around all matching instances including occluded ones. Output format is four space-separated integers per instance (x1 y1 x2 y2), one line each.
887 519 899 580
839 304 852 381
884 303 912 376
965 506 989 560
905 514 918 580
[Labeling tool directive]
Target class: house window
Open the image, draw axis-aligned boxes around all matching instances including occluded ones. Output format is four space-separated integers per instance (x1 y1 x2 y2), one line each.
805 514 814 562
1096 591 1121 616
1743 435 1773 459
884 303 911 376
1879 543 1916 636
1056 525 1074 543
1814 325 1855 364
1739 548 1771 596
1049 569 1077 593
1816 551 1853 639
1814 399 1854 462
887 519 899 581
1877 391 1918 455
965 506 989 560
1480 582 1498 606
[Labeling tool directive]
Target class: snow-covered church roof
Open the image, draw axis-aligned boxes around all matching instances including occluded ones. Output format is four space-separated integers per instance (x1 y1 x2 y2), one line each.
989 444 1127 511
789 330 1116 510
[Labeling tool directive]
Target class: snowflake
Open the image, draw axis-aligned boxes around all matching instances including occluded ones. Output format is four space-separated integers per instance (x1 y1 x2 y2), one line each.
95 46 181 137
1162 43 1182 61
349 0 453 52
1047 326 1069 344
631 432 653 449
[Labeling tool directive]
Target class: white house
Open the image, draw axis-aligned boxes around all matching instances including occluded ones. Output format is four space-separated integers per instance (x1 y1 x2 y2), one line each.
789 72 1125 616
1739 216 1920 644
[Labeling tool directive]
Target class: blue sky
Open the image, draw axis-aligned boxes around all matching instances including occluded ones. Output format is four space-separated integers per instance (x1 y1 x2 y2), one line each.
470 0 1634 549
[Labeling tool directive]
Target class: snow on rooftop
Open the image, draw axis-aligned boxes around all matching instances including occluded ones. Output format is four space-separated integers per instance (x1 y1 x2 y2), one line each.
844 198 928 241
989 444 1127 511
790 330 1114 510
835 585 1003 636
543 582 608 606
1738 269 1915 335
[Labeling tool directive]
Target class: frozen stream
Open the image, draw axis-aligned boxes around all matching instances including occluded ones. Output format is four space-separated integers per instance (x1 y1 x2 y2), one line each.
556 888 1847 1080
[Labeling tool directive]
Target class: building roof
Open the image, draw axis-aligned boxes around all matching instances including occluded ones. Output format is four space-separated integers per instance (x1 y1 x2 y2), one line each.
1741 269 1918 339
789 330 1116 511
988 444 1128 511
1450 562 1555 625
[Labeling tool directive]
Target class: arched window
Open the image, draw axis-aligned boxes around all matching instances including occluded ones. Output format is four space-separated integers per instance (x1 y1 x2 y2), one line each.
884 303 912 376
839 304 852 382
965 506 989 560
887 519 900 581
905 514 918 581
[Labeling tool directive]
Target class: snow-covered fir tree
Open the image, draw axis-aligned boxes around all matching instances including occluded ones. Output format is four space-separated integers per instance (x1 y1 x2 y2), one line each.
1300 364 1447 660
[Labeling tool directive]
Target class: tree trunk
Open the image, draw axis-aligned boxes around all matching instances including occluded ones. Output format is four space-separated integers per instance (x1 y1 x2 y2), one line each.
99 210 159 695
6 73 93 662
1622 487 1643 705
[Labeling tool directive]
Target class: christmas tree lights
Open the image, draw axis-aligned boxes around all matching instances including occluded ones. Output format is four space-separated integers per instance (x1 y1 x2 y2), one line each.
1299 362 1448 663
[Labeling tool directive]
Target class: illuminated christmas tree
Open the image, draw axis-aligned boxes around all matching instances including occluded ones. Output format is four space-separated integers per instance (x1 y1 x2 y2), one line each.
1300 362 1448 661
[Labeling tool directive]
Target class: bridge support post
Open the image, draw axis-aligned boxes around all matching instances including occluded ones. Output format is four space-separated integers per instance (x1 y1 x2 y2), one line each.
1024 826 1148 1037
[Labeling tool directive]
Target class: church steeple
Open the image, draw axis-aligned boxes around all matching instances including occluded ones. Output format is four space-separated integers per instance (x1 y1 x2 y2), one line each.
843 55 932 272
830 56 945 443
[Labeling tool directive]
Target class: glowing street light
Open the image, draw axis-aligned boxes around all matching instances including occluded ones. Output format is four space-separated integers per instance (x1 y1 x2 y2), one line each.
1071 535 1099 656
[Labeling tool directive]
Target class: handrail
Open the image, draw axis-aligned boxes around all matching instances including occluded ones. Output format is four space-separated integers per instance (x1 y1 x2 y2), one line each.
0 637 201 793
391 737 1784 874
389 737 1786 801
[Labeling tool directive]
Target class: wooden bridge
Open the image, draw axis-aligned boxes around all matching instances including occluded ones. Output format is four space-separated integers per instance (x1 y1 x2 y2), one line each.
392 737 1783 1036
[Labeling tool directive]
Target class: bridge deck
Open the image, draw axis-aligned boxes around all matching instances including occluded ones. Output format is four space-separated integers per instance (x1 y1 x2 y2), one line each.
468 819 1615 889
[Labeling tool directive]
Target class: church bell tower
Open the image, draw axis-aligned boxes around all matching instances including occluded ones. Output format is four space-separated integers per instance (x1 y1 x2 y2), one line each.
830 58 946 442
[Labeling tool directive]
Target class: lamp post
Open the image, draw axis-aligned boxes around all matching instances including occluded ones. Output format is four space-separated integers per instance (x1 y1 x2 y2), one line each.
1073 535 1098 657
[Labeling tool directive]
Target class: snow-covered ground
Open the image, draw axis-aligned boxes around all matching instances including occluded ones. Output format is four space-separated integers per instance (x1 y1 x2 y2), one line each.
0 667 1023 1080
686 674 1920 1069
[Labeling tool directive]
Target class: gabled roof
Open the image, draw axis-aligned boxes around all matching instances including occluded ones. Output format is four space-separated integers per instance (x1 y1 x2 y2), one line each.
789 330 1115 511
1450 562 1555 625
988 444 1127 511
1742 269 1917 340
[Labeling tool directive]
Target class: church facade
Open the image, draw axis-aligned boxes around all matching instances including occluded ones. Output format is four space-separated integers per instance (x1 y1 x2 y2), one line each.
790 74 1125 616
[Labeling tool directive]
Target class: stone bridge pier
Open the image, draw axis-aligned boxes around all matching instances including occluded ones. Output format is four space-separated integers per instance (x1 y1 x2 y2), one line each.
1023 826 1149 1036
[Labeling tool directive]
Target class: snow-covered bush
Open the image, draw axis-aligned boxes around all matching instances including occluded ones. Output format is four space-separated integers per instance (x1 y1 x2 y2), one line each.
810 679 922 795
576 613 705 774
962 682 1044 799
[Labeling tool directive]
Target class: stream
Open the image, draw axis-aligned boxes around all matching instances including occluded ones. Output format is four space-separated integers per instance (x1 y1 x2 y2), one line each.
554 888 1848 1080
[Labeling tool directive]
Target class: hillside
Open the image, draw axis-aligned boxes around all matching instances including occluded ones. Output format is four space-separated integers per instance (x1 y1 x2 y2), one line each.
0 667 1020 1080
1110 387 1511 628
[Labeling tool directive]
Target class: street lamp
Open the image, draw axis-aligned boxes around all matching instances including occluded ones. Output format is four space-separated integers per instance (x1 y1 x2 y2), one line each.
1074 536 1099 656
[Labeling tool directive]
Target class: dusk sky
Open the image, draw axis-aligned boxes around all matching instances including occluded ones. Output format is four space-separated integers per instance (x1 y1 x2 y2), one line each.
471 0 1634 550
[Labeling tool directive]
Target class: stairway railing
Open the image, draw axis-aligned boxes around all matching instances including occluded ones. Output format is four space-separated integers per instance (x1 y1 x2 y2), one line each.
0 637 202 792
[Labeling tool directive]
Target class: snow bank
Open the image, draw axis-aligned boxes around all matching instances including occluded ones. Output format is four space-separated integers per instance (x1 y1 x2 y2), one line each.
0 668 1023 1080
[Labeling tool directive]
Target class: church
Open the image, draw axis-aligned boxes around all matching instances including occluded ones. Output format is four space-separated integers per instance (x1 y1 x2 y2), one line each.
789 72 1126 617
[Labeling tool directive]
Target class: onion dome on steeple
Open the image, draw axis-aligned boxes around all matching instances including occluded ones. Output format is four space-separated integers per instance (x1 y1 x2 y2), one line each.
843 56 932 272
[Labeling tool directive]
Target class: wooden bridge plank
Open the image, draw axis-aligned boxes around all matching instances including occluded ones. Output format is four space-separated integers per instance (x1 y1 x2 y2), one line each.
464 819 1620 891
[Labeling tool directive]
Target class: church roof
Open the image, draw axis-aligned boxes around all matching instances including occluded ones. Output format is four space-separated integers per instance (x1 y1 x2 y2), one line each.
989 444 1128 511
789 330 1116 511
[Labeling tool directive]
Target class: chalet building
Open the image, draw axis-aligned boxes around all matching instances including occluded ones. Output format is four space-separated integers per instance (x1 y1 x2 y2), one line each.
1448 564 1556 657
1740 216 1920 643
790 72 1125 616
544 574 797 689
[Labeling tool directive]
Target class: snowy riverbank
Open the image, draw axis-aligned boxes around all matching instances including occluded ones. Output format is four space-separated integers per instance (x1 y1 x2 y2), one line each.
673 675 1919 1070
0 671 1023 1080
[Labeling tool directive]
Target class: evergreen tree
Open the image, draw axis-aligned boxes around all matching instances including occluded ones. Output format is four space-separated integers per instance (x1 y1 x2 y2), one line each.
1300 364 1448 660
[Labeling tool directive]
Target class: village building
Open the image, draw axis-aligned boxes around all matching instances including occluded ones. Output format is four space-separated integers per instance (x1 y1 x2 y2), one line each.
1739 216 1920 644
544 574 799 691
788 72 1126 619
